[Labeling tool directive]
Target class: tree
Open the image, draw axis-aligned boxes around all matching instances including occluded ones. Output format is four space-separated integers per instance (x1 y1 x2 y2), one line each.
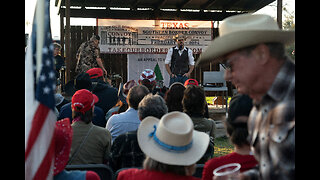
283 9 295 61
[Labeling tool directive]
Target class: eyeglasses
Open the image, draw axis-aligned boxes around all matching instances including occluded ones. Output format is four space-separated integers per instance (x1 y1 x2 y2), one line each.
222 58 235 72
221 52 245 72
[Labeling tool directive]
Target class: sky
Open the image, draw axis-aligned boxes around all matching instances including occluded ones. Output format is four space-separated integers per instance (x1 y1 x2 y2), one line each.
25 0 295 39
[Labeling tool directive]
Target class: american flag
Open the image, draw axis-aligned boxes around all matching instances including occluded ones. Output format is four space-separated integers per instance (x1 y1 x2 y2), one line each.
25 0 56 179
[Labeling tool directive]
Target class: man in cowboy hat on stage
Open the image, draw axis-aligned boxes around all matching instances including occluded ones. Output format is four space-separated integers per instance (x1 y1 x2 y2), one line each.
165 33 195 86
197 14 295 180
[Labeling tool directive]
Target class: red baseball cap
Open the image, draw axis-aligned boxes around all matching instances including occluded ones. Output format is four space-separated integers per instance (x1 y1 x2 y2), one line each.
184 79 199 87
71 89 99 114
86 68 103 79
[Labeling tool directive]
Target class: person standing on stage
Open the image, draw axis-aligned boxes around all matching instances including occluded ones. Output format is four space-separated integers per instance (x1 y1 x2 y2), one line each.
165 33 195 86
75 35 108 76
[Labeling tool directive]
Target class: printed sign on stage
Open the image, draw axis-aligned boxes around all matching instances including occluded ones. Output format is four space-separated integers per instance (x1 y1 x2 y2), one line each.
97 19 213 87
127 54 170 86
97 19 213 54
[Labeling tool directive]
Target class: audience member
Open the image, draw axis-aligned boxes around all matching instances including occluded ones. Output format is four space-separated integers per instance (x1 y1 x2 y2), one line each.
58 72 106 128
184 78 199 86
117 111 209 180
64 72 93 96
106 85 149 142
197 14 295 179
86 68 118 115
54 118 100 180
202 94 258 180
182 85 216 137
182 85 216 163
164 82 185 112
55 93 69 112
183 78 209 118
54 79 69 113
138 69 157 93
105 80 136 122
110 93 168 171
68 89 112 165
53 42 65 78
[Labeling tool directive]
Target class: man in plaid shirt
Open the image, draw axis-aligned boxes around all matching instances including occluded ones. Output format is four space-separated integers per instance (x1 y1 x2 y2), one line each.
109 94 168 171
242 57 295 180
197 14 295 180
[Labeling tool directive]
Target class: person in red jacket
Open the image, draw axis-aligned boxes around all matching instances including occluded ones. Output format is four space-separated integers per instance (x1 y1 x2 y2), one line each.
202 94 258 180
117 111 210 180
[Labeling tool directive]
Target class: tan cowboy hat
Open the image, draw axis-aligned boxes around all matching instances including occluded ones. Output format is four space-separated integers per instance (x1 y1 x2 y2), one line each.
173 33 187 41
196 13 295 65
137 111 209 166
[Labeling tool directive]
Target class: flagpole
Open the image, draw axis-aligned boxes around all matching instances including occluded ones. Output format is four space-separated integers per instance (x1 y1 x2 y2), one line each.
36 0 45 81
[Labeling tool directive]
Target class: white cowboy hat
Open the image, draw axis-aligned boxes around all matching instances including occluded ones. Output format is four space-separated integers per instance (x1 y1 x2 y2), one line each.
196 13 295 65
137 111 209 166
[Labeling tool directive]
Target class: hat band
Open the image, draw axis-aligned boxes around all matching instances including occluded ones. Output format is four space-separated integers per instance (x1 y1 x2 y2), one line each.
149 125 193 153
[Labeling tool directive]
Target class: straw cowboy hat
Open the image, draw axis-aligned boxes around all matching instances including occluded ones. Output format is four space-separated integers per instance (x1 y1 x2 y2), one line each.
137 111 209 166
197 13 295 65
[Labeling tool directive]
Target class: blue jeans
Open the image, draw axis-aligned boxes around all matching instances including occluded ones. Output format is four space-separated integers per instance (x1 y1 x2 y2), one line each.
169 74 188 87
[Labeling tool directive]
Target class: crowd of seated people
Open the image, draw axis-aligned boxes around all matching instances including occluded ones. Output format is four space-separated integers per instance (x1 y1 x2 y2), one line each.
54 48 294 179
36 13 295 179
54 67 256 180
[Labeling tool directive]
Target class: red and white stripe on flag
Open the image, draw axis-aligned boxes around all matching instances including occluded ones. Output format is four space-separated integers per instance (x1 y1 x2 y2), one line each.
25 104 56 179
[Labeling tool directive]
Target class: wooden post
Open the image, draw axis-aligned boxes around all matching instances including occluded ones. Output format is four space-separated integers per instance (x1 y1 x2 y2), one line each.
277 0 282 29
60 11 64 67
65 0 71 82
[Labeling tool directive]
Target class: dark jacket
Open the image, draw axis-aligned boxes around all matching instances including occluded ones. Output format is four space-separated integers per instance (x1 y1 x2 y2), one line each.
58 102 106 128
91 80 118 115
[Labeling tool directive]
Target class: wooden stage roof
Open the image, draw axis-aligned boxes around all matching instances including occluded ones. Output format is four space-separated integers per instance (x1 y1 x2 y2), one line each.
55 0 275 21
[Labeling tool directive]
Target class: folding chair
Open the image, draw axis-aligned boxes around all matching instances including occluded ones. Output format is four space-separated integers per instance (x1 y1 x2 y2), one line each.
202 70 228 114
114 167 142 180
193 164 205 178
65 164 114 180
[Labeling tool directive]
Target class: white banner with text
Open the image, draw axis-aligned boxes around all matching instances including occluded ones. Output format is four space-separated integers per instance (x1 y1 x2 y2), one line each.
97 19 213 54
127 54 170 87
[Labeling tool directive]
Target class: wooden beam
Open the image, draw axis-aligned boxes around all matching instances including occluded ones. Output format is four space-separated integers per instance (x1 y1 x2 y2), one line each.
157 0 169 8
60 10 64 67
222 0 242 11
277 0 282 29
59 8 244 21
179 0 193 9
65 0 71 82
201 0 218 10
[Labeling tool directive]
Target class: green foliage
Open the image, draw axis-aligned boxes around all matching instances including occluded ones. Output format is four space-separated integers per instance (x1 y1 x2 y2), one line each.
214 137 234 157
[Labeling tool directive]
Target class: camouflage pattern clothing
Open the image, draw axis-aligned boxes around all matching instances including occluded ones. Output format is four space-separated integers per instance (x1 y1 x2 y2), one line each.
75 40 100 74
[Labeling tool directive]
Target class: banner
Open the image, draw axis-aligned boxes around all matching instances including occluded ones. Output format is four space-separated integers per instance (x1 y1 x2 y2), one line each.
98 19 213 87
127 54 170 87
97 19 212 54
